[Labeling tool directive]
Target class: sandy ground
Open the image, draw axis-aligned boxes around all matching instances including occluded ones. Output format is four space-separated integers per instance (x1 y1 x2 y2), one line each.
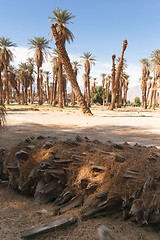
1 107 160 149
0 107 160 240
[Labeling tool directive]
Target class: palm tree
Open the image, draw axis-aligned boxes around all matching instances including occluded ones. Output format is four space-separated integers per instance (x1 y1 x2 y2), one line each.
148 50 160 109
139 58 150 109
44 71 50 104
0 49 4 104
28 36 51 105
146 76 152 103
101 73 106 106
105 74 111 106
122 72 130 107
50 23 92 114
109 40 128 110
49 8 75 109
72 61 81 105
19 62 30 105
116 57 128 108
110 54 116 109
91 78 96 105
27 57 34 104
51 50 59 106
81 52 96 107
0 37 17 104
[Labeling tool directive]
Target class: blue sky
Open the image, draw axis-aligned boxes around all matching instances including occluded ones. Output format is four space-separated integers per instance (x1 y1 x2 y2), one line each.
1 0 160 87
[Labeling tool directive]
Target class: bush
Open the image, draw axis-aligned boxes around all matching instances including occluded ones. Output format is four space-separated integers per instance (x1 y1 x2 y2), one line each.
134 97 141 107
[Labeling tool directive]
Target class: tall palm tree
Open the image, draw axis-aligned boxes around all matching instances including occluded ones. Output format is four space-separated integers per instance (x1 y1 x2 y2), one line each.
72 61 81 105
44 71 50 104
0 49 4 104
19 62 30 105
27 57 34 104
101 73 106 106
109 40 128 110
81 52 96 107
122 72 129 107
49 8 75 109
146 76 152 103
28 36 51 105
139 58 150 109
105 74 111 106
110 54 116 109
91 78 96 105
50 23 92 114
116 57 128 108
148 50 160 109
0 37 17 104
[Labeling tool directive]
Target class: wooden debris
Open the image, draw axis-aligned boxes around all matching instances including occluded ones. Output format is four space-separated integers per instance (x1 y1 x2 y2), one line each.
123 169 140 179
43 142 54 149
21 215 78 239
64 138 80 147
97 225 118 240
58 194 84 214
92 166 106 172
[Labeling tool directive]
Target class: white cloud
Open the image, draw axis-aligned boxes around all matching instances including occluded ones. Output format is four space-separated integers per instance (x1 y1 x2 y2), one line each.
11 47 142 88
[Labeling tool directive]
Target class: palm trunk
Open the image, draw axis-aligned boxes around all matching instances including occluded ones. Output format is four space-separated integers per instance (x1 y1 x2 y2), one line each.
102 79 105 106
37 66 40 105
110 54 116 109
58 61 63 108
146 82 151 103
22 85 25 105
53 72 58 106
0 71 3 104
17 80 21 104
105 80 110 106
51 24 92 115
148 77 156 109
87 75 91 107
4 64 9 104
30 80 33 104
109 41 127 110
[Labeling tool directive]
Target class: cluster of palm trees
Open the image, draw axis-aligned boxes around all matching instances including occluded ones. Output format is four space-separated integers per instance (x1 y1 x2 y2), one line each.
140 50 160 109
0 7 130 115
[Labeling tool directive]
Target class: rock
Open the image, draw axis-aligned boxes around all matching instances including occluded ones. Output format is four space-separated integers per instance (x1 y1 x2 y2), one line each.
15 150 29 161
97 225 118 240
75 135 84 142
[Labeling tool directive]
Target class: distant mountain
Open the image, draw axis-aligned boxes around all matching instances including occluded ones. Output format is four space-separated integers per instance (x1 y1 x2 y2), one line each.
127 85 141 102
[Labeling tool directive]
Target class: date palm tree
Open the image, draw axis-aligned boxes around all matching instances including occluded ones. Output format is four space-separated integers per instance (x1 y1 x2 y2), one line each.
81 52 96 107
110 54 116 109
109 40 128 110
91 78 96 105
50 23 92 114
28 36 51 105
0 49 4 104
50 8 91 114
148 49 160 109
105 74 111 106
19 62 30 105
0 37 17 104
101 73 106 106
27 58 34 104
49 8 75 109
139 58 150 109
72 61 81 105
